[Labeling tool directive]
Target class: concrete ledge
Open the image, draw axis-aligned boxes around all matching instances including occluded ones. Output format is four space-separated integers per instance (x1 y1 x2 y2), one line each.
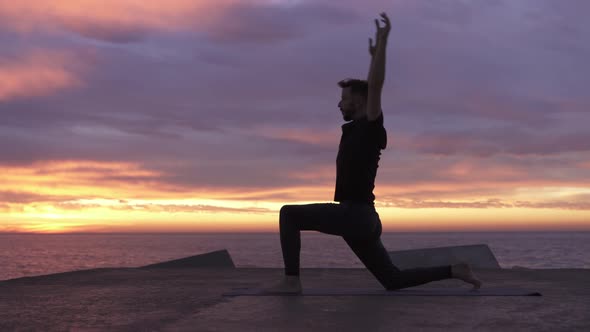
389 244 500 269
140 249 235 269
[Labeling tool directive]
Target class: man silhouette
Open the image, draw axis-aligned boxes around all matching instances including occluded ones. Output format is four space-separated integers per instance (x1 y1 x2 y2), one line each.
267 12 481 293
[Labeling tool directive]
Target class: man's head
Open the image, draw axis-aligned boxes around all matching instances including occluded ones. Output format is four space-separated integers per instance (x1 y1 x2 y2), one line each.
337 79 368 122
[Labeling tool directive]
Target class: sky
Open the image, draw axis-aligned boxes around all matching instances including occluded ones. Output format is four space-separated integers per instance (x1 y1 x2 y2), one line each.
1 0 589 233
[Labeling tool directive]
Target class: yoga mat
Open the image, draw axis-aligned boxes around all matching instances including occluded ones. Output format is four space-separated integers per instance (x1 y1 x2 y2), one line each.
223 287 542 297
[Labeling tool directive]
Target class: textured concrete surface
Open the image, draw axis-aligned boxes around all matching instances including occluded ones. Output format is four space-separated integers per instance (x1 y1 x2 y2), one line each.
1 267 589 331
389 244 500 269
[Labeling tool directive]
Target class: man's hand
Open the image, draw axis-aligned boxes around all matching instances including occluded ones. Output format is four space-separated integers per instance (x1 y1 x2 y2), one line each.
369 12 391 57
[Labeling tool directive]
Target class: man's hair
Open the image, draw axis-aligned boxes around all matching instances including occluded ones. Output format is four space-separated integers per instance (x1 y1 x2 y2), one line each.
337 78 368 100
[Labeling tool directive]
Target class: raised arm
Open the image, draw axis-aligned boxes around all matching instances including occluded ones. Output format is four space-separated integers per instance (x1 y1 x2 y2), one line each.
366 12 390 121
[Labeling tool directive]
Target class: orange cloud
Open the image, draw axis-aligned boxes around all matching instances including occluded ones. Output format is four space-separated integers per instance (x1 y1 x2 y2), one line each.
56 201 274 214
0 1 314 44
376 197 590 210
377 198 512 209
443 160 527 180
1 160 165 199
0 51 81 101
0 159 284 233
0 203 9 212
0 0 243 34
2 159 589 233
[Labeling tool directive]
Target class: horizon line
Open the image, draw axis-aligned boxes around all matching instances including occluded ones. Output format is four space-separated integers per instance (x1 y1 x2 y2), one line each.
2 230 590 235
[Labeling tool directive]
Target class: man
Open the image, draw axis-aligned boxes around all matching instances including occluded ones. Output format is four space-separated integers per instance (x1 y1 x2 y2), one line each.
267 12 482 293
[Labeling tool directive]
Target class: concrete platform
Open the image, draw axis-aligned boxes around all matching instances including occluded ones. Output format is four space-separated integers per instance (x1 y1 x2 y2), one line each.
389 244 501 269
1 267 589 331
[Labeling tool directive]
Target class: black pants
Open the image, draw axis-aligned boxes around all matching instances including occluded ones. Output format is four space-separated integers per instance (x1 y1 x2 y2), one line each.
279 202 452 290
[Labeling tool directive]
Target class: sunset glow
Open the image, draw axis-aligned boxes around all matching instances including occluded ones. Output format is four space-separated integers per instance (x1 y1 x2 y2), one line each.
2 159 589 233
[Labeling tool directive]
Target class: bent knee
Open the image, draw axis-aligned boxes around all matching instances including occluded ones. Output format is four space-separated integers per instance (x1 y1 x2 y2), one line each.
279 205 294 221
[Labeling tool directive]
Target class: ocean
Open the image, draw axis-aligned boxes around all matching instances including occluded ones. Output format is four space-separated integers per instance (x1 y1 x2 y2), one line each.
1 232 589 281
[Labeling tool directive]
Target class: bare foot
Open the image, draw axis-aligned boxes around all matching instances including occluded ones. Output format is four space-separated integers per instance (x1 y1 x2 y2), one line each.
262 275 303 294
451 263 482 290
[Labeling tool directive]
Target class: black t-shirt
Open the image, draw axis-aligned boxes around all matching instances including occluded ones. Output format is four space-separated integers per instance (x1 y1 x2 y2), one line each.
334 113 387 205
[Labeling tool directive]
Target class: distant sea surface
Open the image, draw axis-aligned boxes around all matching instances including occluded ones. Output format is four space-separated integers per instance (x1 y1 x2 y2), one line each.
1 232 589 281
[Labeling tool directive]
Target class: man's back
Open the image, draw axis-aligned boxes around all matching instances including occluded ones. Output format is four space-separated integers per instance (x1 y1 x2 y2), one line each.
334 113 387 205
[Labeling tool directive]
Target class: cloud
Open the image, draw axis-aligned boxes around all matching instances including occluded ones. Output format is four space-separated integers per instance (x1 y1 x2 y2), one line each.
56 201 275 214
0 222 28 232
63 21 148 44
0 159 333 203
0 1 231 40
235 125 339 147
524 0 590 55
377 197 590 210
374 152 590 201
0 51 82 101
204 2 360 44
0 161 166 200
0 191 70 204
0 1 360 44
0 203 9 212
208 188 332 202
377 198 512 209
514 200 590 210
398 126 590 157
